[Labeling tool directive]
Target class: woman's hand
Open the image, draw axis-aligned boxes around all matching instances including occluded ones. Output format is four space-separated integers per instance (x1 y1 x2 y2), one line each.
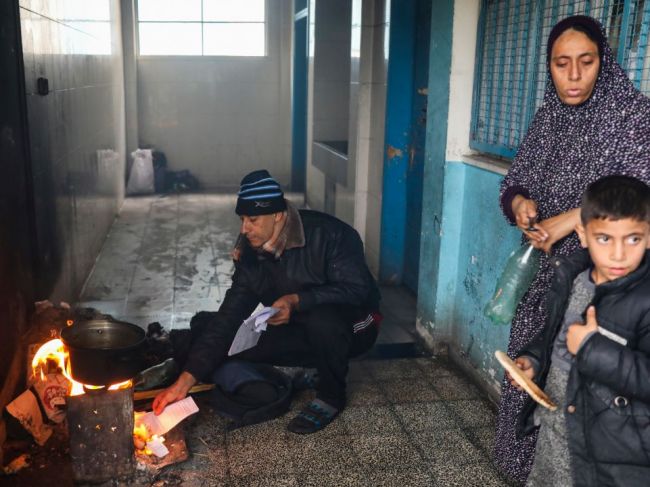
512 195 548 244
532 208 581 254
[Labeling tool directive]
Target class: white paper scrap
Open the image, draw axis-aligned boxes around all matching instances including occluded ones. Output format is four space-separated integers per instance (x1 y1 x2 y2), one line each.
139 397 199 436
228 306 279 356
146 436 169 458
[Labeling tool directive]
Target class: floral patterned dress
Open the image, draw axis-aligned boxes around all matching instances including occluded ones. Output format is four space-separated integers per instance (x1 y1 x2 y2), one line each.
493 17 650 484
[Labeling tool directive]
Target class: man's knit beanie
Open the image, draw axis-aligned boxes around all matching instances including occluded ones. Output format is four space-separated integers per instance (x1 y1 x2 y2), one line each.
235 170 287 216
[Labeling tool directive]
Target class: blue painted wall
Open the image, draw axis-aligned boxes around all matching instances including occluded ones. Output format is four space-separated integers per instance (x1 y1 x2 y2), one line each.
435 162 520 389
417 0 522 393
379 0 416 284
402 0 432 293
417 0 453 334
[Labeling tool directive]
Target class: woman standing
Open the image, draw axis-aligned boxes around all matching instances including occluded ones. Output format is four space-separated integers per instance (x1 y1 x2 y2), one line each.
494 15 650 483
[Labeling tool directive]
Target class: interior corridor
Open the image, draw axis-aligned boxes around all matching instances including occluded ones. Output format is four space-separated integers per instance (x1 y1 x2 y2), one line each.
72 193 509 486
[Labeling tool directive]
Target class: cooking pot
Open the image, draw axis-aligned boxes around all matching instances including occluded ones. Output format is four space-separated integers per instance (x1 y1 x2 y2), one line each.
60 318 145 386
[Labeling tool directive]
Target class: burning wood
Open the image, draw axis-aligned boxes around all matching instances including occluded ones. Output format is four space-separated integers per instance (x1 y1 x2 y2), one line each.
5 334 195 481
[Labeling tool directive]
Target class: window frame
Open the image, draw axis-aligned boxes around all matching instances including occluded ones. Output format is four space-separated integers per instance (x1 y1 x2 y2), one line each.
135 0 268 58
470 0 650 160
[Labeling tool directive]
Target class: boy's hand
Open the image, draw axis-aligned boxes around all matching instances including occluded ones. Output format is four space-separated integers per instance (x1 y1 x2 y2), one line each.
567 306 598 355
506 356 536 390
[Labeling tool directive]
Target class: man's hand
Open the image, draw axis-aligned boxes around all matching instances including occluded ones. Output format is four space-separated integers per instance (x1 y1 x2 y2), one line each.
506 356 536 391
152 371 197 415
567 306 598 355
268 294 299 325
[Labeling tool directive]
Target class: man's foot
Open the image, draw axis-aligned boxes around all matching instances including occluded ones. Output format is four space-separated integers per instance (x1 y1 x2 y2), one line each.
287 399 339 434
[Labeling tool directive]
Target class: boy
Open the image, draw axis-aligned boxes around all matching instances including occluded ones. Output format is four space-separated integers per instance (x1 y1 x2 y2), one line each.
508 175 650 486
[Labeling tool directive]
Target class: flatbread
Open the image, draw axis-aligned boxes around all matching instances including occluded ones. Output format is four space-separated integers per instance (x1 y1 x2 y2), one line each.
495 350 557 411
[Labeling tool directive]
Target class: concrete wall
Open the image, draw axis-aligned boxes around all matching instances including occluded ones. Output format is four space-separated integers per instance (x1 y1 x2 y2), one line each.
137 1 292 189
19 0 126 302
306 0 388 277
306 0 352 216
352 0 389 276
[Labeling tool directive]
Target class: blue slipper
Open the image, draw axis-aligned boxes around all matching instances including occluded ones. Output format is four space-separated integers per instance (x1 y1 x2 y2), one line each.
287 400 339 434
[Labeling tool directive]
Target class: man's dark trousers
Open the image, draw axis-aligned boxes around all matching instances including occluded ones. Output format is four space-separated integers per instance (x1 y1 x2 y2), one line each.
232 303 378 409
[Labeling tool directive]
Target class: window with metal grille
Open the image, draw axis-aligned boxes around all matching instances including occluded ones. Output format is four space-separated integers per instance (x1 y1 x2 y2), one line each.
471 0 650 159
137 0 266 56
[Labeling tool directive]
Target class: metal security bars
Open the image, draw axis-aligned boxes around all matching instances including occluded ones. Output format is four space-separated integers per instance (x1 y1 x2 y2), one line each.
471 0 650 159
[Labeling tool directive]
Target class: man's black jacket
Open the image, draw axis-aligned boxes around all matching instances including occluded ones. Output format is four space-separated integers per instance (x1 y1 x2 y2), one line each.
184 208 380 382
517 249 650 486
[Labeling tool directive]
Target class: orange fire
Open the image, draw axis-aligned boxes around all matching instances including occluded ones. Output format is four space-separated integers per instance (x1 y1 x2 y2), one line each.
31 338 132 395
32 338 160 456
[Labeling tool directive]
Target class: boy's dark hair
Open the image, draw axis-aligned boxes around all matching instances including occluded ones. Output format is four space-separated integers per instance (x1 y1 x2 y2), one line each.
581 175 650 225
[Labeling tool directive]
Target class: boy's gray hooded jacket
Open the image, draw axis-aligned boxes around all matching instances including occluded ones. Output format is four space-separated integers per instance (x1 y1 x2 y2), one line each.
517 249 650 487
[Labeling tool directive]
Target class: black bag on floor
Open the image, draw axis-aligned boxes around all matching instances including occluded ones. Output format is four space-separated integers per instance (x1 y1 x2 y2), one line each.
211 360 293 429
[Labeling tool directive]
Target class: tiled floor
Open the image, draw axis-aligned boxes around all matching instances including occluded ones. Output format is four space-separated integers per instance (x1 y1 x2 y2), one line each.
76 193 508 486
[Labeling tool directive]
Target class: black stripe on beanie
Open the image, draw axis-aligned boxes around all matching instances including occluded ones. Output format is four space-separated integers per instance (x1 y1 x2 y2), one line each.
235 170 287 215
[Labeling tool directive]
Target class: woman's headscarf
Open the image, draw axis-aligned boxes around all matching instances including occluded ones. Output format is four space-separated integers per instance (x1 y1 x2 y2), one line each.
500 15 650 252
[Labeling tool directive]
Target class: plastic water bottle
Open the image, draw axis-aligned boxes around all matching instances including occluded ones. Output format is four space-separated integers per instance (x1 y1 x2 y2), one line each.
484 244 540 325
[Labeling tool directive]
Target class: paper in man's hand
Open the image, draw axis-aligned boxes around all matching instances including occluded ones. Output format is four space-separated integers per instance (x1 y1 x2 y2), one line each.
138 397 199 436
228 305 280 356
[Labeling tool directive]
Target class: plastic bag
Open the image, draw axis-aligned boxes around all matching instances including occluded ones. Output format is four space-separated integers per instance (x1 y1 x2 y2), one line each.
126 149 155 195
484 244 540 325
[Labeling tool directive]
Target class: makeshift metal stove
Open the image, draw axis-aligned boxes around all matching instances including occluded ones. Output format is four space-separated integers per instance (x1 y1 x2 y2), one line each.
67 385 135 483
20 318 192 484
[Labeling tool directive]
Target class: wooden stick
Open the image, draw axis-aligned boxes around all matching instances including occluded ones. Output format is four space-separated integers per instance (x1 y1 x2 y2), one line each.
133 383 215 401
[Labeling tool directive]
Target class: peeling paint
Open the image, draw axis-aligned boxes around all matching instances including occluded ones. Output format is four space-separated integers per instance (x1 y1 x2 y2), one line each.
386 145 403 160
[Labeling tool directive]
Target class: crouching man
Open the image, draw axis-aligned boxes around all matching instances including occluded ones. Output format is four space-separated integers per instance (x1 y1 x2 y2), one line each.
153 170 381 433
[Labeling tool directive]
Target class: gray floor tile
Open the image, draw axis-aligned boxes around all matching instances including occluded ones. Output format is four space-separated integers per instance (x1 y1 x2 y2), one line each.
301 470 369 487
365 358 425 381
430 462 509 486
379 379 441 404
229 474 299 487
470 425 497 459
360 466 435 487
393 403 457 433
226 416 291 447
412 357 457 378
172 312 195 330
227 438 297 476
340 406 403 435
350 434 425 471
451 399 496 429
411 429 487 464
287 436 360 475
347 381 390 407
430 375 483 400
